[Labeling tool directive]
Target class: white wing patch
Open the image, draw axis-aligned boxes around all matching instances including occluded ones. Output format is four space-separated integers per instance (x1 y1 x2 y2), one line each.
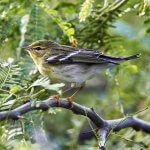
47 55 59 61
59 51 80 62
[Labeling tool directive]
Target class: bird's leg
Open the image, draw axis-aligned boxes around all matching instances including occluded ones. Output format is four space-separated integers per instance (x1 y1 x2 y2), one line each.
50 83 75 106
70 85 84 98
61 86 74 96
50 94 61 106
65 84 85 108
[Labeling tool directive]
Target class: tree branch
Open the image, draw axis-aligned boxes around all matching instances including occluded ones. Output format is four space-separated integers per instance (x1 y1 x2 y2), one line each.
0 98 150 149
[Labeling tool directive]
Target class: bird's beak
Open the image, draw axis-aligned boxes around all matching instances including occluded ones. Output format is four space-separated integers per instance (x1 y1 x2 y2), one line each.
21 46 30 51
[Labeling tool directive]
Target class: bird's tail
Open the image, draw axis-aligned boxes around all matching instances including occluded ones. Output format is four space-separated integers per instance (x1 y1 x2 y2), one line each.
99 53 141 64
115 53 141 61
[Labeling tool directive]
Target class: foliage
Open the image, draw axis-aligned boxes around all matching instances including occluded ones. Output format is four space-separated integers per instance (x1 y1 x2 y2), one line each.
0 0 150 150
79 0 94 22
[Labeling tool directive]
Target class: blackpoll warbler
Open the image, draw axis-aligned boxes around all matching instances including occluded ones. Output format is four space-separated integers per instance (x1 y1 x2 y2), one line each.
26 40 140 105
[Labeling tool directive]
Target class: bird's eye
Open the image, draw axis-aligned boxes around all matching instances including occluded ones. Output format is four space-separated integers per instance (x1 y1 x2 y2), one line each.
34 47 42 51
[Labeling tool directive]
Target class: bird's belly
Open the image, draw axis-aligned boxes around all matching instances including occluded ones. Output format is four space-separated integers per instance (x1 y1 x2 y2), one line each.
52 65 89 84
40 64 105 85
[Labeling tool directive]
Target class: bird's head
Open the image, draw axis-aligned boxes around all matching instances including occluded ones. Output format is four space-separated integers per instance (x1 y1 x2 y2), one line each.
26 40 56 57
24 40 57 66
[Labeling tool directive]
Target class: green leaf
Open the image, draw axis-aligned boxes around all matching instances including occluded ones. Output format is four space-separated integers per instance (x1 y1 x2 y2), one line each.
126 65 138 73
66 28 75 36
79 0 94 22
29 77 64 91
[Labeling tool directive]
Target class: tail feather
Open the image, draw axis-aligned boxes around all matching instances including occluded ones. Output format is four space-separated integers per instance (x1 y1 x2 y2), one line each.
114 53 141 61
99 53 141 64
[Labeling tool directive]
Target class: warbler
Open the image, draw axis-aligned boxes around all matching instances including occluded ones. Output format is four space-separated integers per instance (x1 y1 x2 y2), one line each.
25 40 140 103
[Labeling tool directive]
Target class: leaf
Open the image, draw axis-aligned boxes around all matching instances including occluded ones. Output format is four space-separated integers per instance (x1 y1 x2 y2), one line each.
8 127 23 140
10 85 22 94
126 65 138 73
42 4 75 38
29 77 64 91
144 18 150 24
79 0 94 22
0 60 21 89
146 27 150 34
66 28 75 36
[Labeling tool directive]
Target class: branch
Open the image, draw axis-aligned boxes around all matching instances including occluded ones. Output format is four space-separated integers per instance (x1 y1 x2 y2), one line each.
0 98 150 149
108 117 150 133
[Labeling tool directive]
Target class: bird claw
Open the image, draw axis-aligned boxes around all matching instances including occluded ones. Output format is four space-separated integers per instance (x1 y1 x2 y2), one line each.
65 96 74 109
50 95 60 106
50 95 74 108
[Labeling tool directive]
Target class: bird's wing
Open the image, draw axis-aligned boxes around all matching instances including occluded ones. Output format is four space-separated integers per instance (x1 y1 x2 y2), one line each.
45 48 140 65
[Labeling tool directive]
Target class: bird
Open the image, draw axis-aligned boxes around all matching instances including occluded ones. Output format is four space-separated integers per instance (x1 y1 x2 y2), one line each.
25 40 140 106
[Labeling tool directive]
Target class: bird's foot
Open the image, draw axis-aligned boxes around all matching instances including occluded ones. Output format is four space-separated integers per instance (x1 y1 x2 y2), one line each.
50 95 60 106
65 96 74 109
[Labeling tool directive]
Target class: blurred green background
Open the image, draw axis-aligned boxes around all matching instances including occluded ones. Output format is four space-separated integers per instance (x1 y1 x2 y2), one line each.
0 0 150 149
